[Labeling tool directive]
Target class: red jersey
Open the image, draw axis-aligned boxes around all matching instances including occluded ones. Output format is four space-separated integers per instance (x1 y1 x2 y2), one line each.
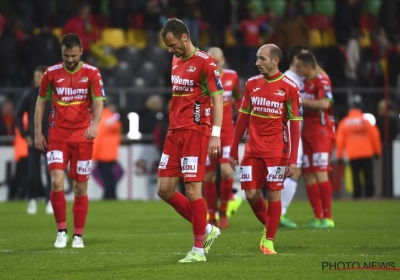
39 62 106 143
210 69 241 129
302 72 335 139
240 73 303 159
169 47 224 136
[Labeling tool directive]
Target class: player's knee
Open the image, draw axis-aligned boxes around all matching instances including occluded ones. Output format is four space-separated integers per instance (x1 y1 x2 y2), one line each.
220 169 232 180
245 191 260 204
157 186 173 200
204 172 216 183
51 176 64 191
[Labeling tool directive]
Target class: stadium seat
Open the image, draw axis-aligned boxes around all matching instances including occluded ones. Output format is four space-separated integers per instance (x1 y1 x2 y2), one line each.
315 0 336 17
306 14 329 31
321 29 336 47
359 29 371 48
126 28 147 49
100 28 126 49
309 29 323 48
225 28 237 47
52 28 63 42
364 0 381 16
267 0 286 17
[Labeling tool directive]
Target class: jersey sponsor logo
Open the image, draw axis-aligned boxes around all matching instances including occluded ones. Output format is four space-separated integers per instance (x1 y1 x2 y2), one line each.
312 152 329 167
77 160 92 175
186 66 196 72
56 78 65 83
56 87 89 102
158 153 169 169
239 166 252 182
194 101 201 124
274 89 286 96
209 62 217 67
216 78 223 90
181 156 198 173
266 166 286 182
79 76 88 83
48 64 62 71
47 150 63 164
251 96 284 115
50 108 56 127
282 77 297 88
171 75 195 92
195 52 209 59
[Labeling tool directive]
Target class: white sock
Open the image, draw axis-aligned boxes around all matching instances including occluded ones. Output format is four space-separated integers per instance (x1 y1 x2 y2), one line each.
205 223 213 235
281 177 297 215
193 246 205 255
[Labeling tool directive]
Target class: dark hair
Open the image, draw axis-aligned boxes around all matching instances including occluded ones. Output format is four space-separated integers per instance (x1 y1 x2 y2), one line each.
35 65 47 73
296 52 316 68
288 44 309 64
160 18 190 40
61 33 82 49
269 45 282 61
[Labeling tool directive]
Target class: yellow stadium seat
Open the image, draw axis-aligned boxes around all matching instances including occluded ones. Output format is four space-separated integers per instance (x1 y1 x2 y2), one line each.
225 29 236 47
309 29 322 48
360 29 371 48
126 28 147 49
52 28 63 42
100 28 126 49
34 28 41 35
321 29 336 47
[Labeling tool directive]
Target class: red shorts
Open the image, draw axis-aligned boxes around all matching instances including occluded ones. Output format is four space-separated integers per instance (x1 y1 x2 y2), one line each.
302 136 335 174
239 156 288 191
47 142 93 182
205 126 233 172
158 129 209 182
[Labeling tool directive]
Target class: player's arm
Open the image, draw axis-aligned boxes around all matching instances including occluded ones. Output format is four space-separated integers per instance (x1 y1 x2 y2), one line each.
34 71 52 152
287 89 302 173
302 79 332 111
229 81 251 170
85 70 105 140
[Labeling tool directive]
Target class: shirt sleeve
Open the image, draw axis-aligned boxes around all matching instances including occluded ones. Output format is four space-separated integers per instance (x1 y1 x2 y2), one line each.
287 86 303 121
90 69 106 101
203 58 224 96
38 70 53 101
317 77 333 102
239 81 251 114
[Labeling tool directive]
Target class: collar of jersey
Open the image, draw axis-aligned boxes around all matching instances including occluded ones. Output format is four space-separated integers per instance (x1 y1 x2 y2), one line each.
182 47 199 60
63 61 83 74
264 72 283 83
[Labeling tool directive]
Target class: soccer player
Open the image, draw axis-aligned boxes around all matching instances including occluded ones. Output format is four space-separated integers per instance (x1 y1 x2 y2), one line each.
279 45 309 228
158 18 224 263
204 47 242 229
14 65 53 215
229 44 302 254
34 33 105 248
295 52 335 229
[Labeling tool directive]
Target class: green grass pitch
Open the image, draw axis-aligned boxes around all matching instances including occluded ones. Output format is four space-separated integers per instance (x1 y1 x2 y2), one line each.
1 199 400 279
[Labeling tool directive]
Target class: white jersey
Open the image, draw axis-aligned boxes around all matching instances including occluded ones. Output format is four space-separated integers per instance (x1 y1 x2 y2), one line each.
284 69 304 167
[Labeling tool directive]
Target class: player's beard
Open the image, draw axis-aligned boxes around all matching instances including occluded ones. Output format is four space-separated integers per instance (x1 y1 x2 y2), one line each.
173 41 186 58
65 60 80 71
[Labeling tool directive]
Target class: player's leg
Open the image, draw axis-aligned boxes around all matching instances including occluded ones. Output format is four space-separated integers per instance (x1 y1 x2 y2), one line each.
68 142 94 248
218 162 234 229
204 157 218 225
280 137 303 228
47 143 69 248
314 171 334 228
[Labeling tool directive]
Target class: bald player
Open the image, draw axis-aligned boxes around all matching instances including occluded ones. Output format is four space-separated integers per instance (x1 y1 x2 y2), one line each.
203 47 243 229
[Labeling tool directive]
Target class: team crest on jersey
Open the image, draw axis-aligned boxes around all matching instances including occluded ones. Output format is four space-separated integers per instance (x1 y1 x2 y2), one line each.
79 77 88 83
186 66 196 72
274 90 286 96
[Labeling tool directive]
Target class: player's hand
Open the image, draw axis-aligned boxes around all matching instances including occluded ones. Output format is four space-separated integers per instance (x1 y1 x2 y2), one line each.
85 124 98 140
34 133 47 152
25 135 33 146
208 136 221 159
285 164 297 178
229 156 238 171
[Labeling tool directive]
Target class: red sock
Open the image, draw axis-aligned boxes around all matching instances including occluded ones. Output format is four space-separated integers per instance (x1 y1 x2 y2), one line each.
306 183 323 219
73 195 88 236
249 197 267 226
50 190 66 230
203 182 217 220
191 198 207 248
319 181 332 219
266 200 281 240
166 192 192 222
219 178 233 216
